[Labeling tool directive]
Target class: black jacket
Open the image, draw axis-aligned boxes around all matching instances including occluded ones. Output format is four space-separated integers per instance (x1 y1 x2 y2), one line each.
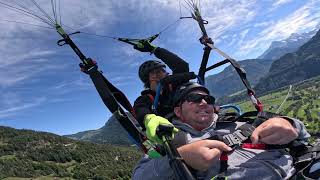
134 47 189 129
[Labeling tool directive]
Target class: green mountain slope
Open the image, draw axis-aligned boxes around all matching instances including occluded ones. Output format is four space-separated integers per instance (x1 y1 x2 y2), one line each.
0 126 142 179
205 58 273 97
237 75 320 136
254 29 320 93
65 114 137 146
219 29 320 104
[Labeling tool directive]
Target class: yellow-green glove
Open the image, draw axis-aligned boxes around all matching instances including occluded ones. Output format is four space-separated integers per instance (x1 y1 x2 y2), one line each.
134 40 157 53
144 114 178 144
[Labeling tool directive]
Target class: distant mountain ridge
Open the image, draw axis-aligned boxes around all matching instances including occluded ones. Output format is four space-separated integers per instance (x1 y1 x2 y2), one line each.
205 59 273 97
219 28 320 104
205 28 319 99
65 114 134 146
258 29 318 60
254 28 320 93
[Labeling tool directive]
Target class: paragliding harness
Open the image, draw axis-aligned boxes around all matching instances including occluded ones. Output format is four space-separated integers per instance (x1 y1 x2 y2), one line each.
210 111 320 180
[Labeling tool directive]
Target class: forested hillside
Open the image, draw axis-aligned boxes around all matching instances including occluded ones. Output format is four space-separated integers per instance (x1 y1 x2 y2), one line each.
65 114 134 146
0 126 142 179
206 59 273 97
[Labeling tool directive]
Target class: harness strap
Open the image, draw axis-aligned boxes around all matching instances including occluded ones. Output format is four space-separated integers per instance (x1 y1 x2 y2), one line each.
147 94 155 103
217 152 228 179
305 145 320 154
241 143 266 149
293 152 320 180
152 83 162 113
221 114 269 147
209 111 283 179
198 46 211 85
222 130 248 147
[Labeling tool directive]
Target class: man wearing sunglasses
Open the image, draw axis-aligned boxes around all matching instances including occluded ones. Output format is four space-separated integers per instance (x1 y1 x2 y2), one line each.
132 82 310 180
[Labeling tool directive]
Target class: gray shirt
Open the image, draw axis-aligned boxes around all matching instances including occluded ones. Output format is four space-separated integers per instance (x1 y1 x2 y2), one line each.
132 116 310 180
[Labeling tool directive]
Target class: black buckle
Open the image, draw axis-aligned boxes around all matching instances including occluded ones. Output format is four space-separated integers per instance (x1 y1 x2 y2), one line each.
223 130 247 147
79 58 98 74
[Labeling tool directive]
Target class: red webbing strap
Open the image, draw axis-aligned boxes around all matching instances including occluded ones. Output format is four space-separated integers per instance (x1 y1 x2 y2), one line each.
147 94 155 103
215 152 229 179
241 143 266 149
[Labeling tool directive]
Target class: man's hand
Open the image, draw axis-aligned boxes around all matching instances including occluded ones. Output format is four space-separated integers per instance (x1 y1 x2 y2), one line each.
251 117 298 145
177 140 232 171
134 40 157 53
144 114 178 144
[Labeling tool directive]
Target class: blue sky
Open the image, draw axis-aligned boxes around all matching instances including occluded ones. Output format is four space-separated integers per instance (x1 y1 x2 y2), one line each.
0 0 319 135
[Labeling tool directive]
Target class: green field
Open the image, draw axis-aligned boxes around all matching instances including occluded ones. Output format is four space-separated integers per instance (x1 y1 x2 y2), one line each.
236 76 320 136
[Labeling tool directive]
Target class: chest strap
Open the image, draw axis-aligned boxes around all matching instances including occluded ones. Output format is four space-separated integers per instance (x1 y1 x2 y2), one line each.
217 111 282 147
210 111 283 179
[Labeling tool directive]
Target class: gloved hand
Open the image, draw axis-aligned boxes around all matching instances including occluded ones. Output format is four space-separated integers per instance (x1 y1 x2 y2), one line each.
134 40 157 53
144 114 178 144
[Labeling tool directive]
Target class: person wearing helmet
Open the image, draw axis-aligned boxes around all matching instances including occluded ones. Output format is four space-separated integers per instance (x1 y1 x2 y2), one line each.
132 82 311 180
133 40 189 143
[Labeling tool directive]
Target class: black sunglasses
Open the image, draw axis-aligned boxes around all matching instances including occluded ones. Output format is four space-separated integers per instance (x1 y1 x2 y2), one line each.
183 93 215 105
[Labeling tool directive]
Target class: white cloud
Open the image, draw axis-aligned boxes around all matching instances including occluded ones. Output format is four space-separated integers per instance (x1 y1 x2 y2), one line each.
0 97 46 118
272 0 294 8
253 21 273 28
237 0 320 58
109 72 138 87
0 60 68 87
0 92 21 108
200 0 257 38
50 76 91 96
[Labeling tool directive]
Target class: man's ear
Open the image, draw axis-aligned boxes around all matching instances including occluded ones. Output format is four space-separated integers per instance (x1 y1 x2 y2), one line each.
174 106 181 118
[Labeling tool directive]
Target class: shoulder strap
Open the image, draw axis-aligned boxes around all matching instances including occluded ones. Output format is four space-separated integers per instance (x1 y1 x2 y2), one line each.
290 141 320 180
215 111 282 147
147 94 154 102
